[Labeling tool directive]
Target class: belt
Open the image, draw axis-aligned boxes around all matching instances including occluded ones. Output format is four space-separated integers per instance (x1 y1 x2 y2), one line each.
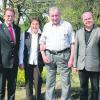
46 48 70 55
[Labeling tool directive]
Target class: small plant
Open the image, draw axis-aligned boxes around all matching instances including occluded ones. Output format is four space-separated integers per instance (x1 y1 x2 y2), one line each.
17 68 25 87
42 67 46 83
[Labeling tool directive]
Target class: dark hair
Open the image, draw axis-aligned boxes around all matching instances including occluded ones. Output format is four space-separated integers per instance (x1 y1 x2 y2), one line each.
29 16 41 25
4 8 15 15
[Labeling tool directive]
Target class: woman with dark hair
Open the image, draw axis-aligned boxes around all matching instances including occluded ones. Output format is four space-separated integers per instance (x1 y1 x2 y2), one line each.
19 17 44 100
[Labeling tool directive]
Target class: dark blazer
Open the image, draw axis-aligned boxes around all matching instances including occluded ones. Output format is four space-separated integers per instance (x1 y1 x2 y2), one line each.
23 31 44 67
74 26 100 72
0 23 20 68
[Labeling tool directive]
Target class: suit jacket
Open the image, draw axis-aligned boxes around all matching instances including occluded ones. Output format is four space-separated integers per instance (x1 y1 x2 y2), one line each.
74 26 100 72
24 31 44 67
0 23 20 68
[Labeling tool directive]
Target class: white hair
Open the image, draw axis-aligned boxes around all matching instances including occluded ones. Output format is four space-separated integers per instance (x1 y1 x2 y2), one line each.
49 6 60 14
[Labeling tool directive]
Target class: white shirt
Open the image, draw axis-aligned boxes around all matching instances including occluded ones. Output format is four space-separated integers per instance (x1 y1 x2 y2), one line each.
40 20 75 51
19 28 41 65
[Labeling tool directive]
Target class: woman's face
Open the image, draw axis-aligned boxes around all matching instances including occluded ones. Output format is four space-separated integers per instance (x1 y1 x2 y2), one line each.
31 20 40 34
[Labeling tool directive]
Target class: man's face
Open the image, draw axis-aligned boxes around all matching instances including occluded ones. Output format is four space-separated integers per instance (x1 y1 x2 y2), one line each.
49 10 60 25
3 10 15 26
31 20 39 33
82 12 94 28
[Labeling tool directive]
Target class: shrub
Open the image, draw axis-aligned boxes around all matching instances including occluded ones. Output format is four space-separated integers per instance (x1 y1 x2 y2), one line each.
17 68 25 87
17 67 47 87
42 67 46 83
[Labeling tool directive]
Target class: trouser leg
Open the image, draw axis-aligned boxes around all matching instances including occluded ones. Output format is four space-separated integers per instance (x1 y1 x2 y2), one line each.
90 72 99 100
0 66 3 100
25 65 33 100
45 51 56 100
79 69 89 100
45 63 56 100
33 66 43 100
60 68 71 100
1 69 7 100
38 66 43 97
56 51 71 100
0 71 3 100
7 68 18 100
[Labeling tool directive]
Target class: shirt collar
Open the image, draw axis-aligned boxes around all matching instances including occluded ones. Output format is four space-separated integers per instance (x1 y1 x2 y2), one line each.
27 27 41 34
4 22 13 27
50 20 63 26
84 24 94 32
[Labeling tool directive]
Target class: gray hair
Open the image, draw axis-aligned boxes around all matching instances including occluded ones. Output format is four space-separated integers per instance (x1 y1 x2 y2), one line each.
48 6 60 14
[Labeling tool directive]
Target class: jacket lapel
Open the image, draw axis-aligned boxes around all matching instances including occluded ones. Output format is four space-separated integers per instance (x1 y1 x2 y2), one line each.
25 32 31 50
2 23 11 42
81 28 86 45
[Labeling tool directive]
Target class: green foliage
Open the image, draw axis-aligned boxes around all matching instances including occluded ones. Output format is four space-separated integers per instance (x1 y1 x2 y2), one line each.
0 15 3 22
55 0 100 30
19 23 30 33
42 67 46 83
17 68 25 87
71 72 79 88
17 67 47 87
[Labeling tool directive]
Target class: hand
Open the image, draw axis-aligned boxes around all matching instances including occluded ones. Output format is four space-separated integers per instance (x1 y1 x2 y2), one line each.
72 67 78 74
19 64 24 69
67 58 73 68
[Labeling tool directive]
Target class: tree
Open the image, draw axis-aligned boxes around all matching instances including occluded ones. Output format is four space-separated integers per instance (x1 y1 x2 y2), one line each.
55 0 100 30
1 0 48 27
1 0 100 28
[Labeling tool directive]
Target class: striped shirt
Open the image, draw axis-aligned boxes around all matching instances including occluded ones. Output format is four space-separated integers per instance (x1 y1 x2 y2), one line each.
40 20 75 51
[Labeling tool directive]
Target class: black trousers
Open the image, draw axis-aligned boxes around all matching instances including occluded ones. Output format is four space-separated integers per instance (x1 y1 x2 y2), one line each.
0 67 18 100
79 69 99 100
25 64 43 100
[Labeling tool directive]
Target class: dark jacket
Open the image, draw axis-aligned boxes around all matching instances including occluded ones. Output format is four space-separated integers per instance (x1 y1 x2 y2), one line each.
0 23 20 68
23 31 44 67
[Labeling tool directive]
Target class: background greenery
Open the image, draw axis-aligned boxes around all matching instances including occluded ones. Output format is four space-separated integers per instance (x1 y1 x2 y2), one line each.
17 67 47 87
0 0 100 30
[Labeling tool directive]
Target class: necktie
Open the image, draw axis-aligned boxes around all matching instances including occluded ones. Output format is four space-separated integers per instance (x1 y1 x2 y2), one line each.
8 25 15 42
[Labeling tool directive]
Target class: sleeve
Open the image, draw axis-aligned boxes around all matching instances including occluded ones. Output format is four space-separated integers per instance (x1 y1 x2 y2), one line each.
73 31 79 68
19 32 25 64
68 23 75 44
0 36 1 65
39 25 47 44
0 25 2 70
0 41 2 71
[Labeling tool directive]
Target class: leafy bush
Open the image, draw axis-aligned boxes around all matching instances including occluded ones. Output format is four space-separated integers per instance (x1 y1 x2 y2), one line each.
17 67 47 87
42 67 46 83
17 68 25 87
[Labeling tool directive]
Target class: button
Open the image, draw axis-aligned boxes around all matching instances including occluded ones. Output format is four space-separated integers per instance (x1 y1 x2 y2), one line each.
11 54 14 57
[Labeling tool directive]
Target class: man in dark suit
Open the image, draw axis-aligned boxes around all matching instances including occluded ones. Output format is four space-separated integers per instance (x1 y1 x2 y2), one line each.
0 8 20 100
73 11 100 100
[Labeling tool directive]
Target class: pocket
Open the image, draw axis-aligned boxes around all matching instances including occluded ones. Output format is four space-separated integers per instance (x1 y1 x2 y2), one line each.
64 33 70 44
63 51 70 61
45 50 53 63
